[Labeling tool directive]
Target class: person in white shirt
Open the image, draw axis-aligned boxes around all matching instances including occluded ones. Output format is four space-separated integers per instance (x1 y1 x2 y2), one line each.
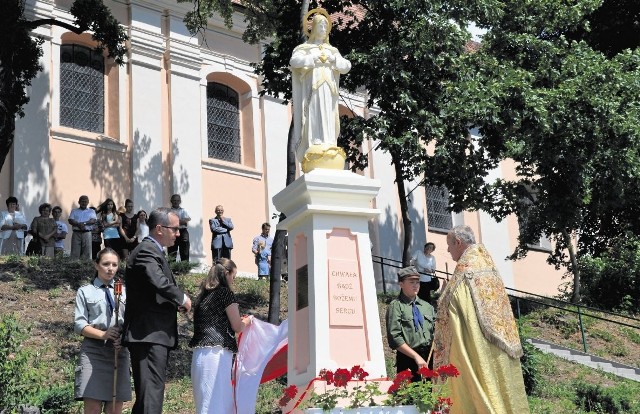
134 210 149 242
410 242 439 302
0 196 28 255
68 195 97 260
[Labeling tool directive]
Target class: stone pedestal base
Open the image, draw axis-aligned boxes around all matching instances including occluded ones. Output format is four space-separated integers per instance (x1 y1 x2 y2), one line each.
273 168 386 393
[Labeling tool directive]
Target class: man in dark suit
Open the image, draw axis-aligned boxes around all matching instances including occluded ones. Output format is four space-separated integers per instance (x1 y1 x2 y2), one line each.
209 204 234 261
122 207 191 414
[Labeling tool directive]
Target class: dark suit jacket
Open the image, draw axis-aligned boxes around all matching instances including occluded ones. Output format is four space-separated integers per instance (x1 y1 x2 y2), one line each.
122 237 185 349
209 217 234 249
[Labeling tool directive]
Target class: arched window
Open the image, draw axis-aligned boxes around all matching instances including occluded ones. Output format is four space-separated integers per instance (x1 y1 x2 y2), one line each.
207 82 241 163
59 44 104 133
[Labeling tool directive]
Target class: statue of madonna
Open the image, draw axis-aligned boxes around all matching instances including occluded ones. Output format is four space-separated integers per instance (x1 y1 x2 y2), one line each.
290 9 351 172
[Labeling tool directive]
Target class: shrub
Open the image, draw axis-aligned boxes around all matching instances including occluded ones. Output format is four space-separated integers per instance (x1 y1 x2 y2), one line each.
169 260 200 275
235 278 269 306
0 314 43 412
520 338 541 395
256 380 285 414
37 383 78 414
574 381 632 414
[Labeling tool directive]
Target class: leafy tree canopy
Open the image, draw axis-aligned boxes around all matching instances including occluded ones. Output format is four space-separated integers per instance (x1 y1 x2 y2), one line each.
430 0 640 300
185 0 640 300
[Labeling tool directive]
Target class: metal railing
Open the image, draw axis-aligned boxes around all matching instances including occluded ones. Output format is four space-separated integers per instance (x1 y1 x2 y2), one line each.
371 254 640 356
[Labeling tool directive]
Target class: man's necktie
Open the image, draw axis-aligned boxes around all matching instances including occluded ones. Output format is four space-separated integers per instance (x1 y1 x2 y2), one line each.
102 285 115 314
412 301 424 332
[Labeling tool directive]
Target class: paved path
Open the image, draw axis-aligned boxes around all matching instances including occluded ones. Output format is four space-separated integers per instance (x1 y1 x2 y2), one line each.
528 338 640 382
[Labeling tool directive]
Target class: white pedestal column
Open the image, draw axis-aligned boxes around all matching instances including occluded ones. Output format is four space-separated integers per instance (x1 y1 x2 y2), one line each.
273 169 387 388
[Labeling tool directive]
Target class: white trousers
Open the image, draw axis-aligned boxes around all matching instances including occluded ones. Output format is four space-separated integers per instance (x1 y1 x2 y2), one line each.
191 346 234 414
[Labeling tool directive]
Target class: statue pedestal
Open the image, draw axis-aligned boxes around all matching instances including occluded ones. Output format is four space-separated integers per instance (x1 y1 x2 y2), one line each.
273 168 387 390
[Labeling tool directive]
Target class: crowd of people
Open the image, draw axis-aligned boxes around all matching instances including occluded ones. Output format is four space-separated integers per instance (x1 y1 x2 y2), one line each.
0 195 149 261
1 194 275 280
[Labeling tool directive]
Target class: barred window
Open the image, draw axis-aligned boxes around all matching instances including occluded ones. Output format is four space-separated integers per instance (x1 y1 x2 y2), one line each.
60 44 104 133
207 82 241 163
426 185 453 231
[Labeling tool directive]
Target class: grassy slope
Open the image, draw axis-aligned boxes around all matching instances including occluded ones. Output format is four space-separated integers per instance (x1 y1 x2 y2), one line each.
0 256 639 413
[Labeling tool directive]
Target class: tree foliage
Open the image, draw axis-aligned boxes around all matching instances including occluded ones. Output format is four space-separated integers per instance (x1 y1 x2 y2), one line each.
579 234 640 312
0 0 127 172
186 0 640 302
431 0 640 301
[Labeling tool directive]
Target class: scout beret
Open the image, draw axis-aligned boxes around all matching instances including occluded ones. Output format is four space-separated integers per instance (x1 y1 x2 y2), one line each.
397 266 420 281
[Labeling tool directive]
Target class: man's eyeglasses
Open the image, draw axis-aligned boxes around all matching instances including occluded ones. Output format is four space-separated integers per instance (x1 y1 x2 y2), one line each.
161 225 180 233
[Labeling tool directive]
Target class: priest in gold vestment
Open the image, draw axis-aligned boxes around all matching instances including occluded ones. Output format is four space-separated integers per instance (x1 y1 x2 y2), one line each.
433 225 530 414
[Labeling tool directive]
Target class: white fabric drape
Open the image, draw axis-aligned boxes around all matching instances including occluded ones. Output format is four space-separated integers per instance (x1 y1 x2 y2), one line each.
234 318 288 414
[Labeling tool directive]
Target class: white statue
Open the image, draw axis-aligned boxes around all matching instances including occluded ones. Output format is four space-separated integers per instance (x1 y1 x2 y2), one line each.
290 9 351 172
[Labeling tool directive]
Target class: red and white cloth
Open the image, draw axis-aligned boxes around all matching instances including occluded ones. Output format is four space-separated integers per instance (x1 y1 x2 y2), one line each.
233 317 288 414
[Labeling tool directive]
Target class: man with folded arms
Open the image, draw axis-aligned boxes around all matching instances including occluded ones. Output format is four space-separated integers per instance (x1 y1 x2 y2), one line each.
68 195 96 260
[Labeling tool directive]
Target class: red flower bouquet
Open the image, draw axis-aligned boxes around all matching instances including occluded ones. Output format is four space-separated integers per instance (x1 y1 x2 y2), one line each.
384 364 460 413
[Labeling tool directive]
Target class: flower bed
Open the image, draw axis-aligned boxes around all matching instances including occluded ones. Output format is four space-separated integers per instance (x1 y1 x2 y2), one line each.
279 364 459 414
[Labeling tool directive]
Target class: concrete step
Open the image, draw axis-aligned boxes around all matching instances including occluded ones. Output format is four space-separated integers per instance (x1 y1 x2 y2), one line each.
527 338 640 383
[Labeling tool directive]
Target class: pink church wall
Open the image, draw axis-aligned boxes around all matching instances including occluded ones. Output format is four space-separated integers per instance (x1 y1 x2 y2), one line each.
200 167 267 271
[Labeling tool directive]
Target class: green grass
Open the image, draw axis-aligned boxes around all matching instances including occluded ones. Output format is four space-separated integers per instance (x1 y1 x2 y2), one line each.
2 256 640 414
620 327 640 344
590 328 614 342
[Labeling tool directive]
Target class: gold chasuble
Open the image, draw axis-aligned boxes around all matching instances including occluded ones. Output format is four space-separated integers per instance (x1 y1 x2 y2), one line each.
433 244 530 414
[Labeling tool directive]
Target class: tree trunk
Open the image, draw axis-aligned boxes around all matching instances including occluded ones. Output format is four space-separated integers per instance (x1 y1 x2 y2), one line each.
562 228 580 303
0 62 15 174
268 215 286 324
267 2 309 324
299 0 310 38
267 120 297 323
392 152 412 266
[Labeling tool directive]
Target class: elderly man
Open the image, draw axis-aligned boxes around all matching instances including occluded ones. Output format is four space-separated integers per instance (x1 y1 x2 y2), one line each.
209 205 233 261
433 225 530 413
386 266 435 382
68 195 97 260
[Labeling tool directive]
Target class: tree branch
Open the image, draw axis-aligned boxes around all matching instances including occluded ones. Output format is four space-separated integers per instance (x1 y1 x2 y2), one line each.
24 19 86 34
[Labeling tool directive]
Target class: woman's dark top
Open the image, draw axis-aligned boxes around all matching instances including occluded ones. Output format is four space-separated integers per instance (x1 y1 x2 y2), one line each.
120 213 137 239
189 286 238 352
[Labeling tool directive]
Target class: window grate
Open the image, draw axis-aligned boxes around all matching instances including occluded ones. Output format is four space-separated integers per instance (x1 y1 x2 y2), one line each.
426 185 453 231
60 44 104 133
207 82 240 163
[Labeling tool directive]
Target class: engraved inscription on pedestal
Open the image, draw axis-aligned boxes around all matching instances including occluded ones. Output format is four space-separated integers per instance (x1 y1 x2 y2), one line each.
328 258 364 326
296 264 309 310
